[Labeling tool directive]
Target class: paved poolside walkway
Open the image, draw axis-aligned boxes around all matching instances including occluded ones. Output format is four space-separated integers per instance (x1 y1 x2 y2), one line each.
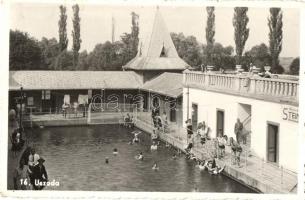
135 117 297 194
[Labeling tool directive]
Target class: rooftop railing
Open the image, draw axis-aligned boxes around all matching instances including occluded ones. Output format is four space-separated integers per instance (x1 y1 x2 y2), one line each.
183 70 299 105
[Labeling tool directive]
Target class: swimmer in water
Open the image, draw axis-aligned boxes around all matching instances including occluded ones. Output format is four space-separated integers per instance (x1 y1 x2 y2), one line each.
133 136 139 143
172 154 177 160
198 160 207 171
152 162 159 171
136 152 144 160
113 148 118 155
150 142 158 151
128 139 133 145
207 159 225 175
132 131 141 143
212 165 225 175
105 157 109 164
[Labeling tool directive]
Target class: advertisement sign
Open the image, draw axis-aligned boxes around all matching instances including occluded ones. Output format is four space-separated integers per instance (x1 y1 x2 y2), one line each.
27 97 34 106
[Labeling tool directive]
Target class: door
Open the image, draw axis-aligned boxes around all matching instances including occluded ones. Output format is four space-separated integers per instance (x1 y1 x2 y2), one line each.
216 110 224 137
267 123 279 163
192 103 198 131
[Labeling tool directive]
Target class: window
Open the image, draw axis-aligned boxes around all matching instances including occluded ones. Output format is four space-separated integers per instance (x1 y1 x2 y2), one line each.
45 90 51 100
160 46 166 57
42 90 51 100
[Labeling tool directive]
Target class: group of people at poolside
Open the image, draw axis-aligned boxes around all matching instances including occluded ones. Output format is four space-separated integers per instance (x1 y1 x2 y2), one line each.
13 147 48 190
62 102 87 118
185 118 244 167
151 107 169 132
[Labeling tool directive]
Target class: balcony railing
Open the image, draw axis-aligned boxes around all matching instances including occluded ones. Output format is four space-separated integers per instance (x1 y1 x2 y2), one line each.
183 71 299 105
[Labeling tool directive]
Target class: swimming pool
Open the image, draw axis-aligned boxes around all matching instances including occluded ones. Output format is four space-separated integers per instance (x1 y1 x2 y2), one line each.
23 125 255 192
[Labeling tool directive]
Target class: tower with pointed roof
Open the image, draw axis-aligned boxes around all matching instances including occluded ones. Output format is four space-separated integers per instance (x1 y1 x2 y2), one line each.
123 7 190 83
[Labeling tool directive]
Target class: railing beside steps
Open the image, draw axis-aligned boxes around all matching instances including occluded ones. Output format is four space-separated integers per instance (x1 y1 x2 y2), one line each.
184 71 299 105
135 111 297 192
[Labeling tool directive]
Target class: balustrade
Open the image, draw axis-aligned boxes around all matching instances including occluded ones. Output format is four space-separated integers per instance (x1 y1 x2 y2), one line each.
183 71 298 104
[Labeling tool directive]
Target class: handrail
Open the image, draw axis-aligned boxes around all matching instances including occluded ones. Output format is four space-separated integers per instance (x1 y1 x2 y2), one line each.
242 114 251 125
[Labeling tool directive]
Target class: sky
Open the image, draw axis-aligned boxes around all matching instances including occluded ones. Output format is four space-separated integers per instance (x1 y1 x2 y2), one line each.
10 3 300 57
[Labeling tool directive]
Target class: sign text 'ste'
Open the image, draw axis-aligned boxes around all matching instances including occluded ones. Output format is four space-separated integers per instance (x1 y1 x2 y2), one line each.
282 106 298 122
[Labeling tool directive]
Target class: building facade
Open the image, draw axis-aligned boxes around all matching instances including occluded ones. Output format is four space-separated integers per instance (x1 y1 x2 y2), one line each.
183 70 299 172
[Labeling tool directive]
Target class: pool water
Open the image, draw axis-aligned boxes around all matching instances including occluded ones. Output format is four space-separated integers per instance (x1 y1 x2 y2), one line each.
25 125 255 192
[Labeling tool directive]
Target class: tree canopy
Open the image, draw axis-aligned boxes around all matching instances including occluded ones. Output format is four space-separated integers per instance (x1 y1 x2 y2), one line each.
171 32 202 68
289 57 299 75
242 43 271 71
9 30 43 70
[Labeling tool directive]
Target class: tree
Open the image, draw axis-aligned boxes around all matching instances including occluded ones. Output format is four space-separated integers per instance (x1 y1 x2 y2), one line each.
205 43 235 70
243 43 271 71
268 8 284 74
205 6 215 65
72 4 81 68
58 5 68 52
77 50 89 70
233 7 249 65
289 57 299 75
87 41 125 71
131 12 139 58
170 32 202 68
56 50 74 70
9 30 43 70
120 32 133 64
39 37 60 70
118 12 140 65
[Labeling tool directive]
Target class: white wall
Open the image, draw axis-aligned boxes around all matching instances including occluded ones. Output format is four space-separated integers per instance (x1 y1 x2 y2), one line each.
182 87 298 172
